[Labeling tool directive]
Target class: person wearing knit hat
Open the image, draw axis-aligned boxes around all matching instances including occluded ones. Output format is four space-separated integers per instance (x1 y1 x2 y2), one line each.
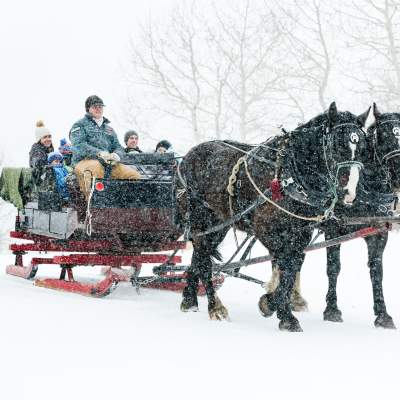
69 95 140 199
58 138 73 166
47 151 64 165
155 140 172 154
124 130 142 153
155 140 182 165
59 138 72 155
29 120 55 185
47 151 70 200
34 120 52 143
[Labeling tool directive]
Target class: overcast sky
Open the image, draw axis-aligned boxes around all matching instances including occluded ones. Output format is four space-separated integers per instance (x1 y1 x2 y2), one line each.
0 0 176 166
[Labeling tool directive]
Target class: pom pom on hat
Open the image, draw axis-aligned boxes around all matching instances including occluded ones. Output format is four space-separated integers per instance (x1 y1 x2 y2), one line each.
47 151 64 164
59 138 73 155
35 120 51 142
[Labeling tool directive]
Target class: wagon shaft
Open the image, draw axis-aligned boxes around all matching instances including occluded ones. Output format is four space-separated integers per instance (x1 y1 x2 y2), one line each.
341 215 400 225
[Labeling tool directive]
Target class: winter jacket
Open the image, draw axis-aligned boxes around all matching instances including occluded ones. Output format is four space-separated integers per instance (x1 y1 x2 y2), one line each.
125 146 143 153
157 146 182 164
29 142 54 169
52 165 69 200
29 142 54 186
69 113 124 165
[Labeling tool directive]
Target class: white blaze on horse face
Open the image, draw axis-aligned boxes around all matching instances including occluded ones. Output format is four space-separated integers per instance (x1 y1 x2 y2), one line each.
349 132 359 159
344 165 360 204
393 127 400 146
344 137 360 204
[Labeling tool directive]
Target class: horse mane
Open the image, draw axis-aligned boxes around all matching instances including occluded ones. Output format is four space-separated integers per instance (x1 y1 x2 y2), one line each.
295 112 328 132
221 140 255 152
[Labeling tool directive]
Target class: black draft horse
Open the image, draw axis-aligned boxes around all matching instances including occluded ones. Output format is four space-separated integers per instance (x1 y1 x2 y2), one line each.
177 102 370 332
321 104 400 328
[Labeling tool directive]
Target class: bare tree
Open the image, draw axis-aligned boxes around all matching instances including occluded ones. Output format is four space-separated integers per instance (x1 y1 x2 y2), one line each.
338 0 400 109
210 0 286 141
123 2 218 145
122 0 372 146
274 0 337 117
122 0 296 145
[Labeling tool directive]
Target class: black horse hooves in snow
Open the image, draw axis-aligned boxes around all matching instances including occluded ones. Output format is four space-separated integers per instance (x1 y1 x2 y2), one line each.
279 318 303 332
269 103 400 331
258 293 275 318
323 307 343 323
321 104 400 330
375 313 396 329
177 102 372 332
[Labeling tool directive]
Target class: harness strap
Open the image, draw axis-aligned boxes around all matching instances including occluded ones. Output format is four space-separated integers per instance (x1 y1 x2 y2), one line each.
382 149 400 163
220 141 276 167
189 193 267 238
240 157 325 222
378 119 400 126
176 162 187 188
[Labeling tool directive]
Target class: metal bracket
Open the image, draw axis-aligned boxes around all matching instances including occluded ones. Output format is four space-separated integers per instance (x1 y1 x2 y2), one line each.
281 177 294 188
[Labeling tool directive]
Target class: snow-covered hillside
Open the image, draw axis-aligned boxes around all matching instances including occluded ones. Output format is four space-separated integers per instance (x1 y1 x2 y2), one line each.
0 224 399 400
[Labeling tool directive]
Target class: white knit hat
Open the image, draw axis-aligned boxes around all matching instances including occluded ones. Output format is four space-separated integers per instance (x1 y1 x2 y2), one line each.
35 120 51 142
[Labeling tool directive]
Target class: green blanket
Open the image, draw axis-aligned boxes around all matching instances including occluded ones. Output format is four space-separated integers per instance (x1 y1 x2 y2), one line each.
0 168 34 209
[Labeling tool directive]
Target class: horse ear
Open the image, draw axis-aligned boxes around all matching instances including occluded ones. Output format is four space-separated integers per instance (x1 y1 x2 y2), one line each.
357 106 371 127
373 102 381 118
328 102 338 125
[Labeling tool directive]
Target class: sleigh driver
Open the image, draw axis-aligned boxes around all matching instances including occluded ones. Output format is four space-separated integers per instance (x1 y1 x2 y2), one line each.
69 95 140 199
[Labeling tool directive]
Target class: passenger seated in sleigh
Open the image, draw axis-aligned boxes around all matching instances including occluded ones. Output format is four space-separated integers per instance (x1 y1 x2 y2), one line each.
114 136 179 181
29 120 55 188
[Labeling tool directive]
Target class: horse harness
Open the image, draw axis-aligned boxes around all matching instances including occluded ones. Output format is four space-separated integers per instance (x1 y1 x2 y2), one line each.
179 122 366 239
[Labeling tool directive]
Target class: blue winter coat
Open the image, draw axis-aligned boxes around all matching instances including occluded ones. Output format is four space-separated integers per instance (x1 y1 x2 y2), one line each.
52 165 69 200
69 114 124 165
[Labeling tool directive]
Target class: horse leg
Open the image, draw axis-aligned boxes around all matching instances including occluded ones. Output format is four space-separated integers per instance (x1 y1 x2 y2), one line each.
197 230 230 320
323 243 343 322
181 217 229 319
290 271 308 312
181 258 200 312
194 248 228 320
261 262 308 313
259 262 279 318
365 234 396 329
260 253 304 332
275 254 304 332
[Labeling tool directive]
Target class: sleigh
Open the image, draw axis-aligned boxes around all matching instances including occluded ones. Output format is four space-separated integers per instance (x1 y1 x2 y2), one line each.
1 153 224 297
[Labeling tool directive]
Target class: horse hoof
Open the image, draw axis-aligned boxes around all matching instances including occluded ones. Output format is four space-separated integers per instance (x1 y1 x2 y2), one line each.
180 296 199 312
209 309 230 321
209 297 230 321
181 305 199 312
323 307 343 323
375 314 396 329
258 294 275 318
279 318 303 332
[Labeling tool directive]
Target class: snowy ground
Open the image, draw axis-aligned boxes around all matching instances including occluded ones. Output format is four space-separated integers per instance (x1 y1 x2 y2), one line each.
0 215 399 400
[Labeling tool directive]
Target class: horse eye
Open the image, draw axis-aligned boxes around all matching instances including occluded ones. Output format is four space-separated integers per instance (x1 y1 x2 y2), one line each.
350 132 359 143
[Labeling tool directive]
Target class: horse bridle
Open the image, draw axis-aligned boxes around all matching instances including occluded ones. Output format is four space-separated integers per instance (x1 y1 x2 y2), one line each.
323 122 365 185
372 119 400 185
